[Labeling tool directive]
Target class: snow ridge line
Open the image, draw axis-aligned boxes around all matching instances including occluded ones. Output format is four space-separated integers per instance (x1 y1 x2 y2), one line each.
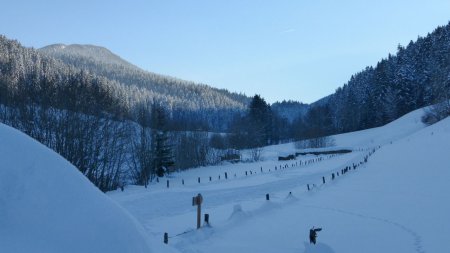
302 205 425 253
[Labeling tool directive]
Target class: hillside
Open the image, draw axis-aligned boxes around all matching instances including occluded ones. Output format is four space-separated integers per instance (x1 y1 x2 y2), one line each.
40 43 141 70
300 22 450 138
38 42 250 131
108 108 450 253
0 123 155 253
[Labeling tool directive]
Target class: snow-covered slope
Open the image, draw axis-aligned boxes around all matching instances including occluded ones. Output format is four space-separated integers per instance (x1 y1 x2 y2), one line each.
0 123 153 253
261 106 427 160
331 107 427 148
109 109 449 252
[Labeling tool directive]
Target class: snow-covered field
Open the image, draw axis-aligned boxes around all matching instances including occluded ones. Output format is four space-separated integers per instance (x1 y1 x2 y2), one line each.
2 107 450 253
108 107 449 253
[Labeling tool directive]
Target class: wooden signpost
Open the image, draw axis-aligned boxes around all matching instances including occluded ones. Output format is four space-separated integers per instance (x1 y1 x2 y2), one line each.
192 193 203 229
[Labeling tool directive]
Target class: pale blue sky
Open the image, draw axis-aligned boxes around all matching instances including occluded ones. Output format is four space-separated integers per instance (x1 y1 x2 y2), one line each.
2 0 450 103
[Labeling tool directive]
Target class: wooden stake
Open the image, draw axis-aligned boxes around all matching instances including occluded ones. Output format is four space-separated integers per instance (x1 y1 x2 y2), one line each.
164 232 168 244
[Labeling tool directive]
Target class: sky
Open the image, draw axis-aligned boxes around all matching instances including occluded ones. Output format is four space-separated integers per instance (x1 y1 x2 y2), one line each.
2 0 450 104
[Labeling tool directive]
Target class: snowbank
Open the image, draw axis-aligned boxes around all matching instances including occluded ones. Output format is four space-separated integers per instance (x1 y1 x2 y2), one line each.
0 123 153 253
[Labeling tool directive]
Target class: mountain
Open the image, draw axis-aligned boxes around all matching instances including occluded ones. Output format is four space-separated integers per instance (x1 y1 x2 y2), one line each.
40 43 141 70
38 43 250 131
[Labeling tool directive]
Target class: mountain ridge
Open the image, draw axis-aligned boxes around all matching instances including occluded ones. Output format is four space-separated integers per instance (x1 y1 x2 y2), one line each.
40 43 141 71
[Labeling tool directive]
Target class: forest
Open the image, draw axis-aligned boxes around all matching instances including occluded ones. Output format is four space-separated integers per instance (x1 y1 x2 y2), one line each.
1 22 449 191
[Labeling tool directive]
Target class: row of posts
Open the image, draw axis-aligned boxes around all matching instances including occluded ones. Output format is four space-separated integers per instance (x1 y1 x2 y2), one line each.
155 154 343 189
306 149 378 192
162 151 380 244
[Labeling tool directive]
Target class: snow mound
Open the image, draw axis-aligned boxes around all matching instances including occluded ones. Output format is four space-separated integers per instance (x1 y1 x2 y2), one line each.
0 124 153 253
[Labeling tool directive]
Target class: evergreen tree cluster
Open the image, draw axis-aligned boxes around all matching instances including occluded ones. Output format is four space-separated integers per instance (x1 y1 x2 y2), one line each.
0 36 124 117
38 43 250 132
293 22 450 139
2 20 450 191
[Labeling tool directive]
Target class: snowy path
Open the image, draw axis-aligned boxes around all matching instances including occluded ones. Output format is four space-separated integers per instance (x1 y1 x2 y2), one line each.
108 112 450 253
110 151 367 234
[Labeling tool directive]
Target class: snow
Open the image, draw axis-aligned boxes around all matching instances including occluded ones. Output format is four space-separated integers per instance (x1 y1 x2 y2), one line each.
2 105 449 253
331 107 427 148
0 123 154 253
108 108 449 253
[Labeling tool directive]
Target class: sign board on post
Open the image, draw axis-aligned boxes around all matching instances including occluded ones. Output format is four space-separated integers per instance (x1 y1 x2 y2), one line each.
192 193 203 229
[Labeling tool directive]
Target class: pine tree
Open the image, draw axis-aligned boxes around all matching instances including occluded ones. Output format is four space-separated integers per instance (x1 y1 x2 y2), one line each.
247 95 272 147
151 105 174 177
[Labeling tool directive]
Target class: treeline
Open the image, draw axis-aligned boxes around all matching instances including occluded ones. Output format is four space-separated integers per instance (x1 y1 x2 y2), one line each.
0 36 232 191
2 18 450 192
0 36 289 192
38 43 249 132
291 22 450 139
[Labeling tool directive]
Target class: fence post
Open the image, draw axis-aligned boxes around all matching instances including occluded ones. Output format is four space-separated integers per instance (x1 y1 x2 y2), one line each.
322 176 325 184
166 180 169 188
164 232 168 244
198 177 200 183
204 213 210 225
209 176 212 181
307 184 310 191
182 179 185 185
266 193 270 200
225 172 228 179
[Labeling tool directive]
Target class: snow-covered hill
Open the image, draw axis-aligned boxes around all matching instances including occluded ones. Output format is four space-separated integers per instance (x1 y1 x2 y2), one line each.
0 123 154 253
39 43 140 70
108 108 449 253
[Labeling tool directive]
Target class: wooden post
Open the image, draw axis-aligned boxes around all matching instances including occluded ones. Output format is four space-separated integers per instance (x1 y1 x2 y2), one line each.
266 193 270 200
192 193 203 229
166 180 169 188
322 176 325 184
204 213 210 225
182 179 185 185
198 177 200 183
261 167 263 172
245 171 248 176
209 176 212 181
225 172 228 179
332 173 335 180
197 202 201 229
164 232 168 244
307 184 310 191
